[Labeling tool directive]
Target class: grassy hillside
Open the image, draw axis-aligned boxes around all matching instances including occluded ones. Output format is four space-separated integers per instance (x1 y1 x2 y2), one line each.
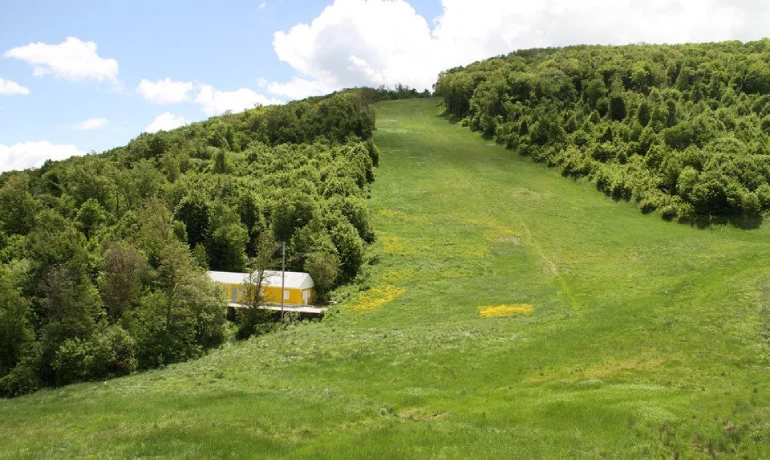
436 40 770 221
2 98 770 457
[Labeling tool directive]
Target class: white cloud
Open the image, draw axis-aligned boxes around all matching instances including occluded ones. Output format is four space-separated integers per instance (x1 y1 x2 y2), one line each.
0 141 84 172
271 0 435 95
430 0 749 56
268 0 770 98
134 79 281 116
137 78 194 104
266 77 335 100
74 117 109 130
3 37 119 82
135 79 280 114
194 84 281 116
0 78 30 96
259 2 267 10
144 112 188 133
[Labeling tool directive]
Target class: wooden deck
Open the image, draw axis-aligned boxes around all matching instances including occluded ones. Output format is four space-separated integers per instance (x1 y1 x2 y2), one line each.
227 302 327 318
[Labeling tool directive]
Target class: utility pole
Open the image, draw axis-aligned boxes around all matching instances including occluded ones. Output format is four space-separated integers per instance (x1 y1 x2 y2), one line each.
280 241 285 322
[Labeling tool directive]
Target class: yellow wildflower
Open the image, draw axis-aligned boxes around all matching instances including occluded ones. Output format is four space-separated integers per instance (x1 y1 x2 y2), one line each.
478 304 534 318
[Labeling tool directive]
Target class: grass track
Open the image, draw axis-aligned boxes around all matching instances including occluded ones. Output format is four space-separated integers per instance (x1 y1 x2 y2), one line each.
2 98 770 457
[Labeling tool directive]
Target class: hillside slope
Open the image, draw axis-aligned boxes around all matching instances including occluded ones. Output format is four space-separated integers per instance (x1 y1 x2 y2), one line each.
2 98 770 457
0 90 378 394
436 40 770 221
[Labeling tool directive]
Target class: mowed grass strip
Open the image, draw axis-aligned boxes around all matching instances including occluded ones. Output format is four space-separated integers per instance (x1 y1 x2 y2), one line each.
2 98 770 458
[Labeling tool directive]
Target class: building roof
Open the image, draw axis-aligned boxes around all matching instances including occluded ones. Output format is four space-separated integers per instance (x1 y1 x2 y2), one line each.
207 270 314 290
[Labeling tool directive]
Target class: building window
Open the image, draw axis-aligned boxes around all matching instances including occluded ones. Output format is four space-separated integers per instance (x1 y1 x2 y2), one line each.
284 290 290 300
231 288 238 302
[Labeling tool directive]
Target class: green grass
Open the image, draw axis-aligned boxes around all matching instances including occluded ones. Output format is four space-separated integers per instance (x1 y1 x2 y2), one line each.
3 98 770 458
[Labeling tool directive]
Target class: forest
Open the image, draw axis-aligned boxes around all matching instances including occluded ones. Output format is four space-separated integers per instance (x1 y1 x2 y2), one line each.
435 39 770 221
0 89 379 396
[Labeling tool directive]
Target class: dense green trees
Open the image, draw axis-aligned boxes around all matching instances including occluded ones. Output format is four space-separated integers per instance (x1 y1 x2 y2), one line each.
436 40 770 220
357 84 432 103
0 266 34 379
0 89 379 396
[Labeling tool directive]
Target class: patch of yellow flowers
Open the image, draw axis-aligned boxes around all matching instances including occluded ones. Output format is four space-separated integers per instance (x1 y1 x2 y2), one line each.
351 285 406 311
381 268 416 283
478 304 534 318
380 234 407 254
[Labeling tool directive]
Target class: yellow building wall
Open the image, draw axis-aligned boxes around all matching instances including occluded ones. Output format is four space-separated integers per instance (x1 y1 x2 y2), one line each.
219 283 313 305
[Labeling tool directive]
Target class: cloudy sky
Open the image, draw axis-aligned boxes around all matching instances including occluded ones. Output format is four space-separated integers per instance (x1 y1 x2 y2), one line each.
1 0 769 172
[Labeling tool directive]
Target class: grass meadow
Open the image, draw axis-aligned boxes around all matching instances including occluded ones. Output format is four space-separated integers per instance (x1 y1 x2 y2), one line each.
2 98 770 457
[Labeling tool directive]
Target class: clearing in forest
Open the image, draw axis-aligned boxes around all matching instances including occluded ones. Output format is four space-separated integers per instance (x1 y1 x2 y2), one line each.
2 98 770 458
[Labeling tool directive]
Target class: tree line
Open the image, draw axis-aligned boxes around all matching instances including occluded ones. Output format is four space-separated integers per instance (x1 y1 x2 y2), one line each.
0 89 379 396
435 40 770 221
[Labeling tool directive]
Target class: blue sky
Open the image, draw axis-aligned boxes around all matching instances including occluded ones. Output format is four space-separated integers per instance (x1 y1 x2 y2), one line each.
1 0 768 171
0 0 442 169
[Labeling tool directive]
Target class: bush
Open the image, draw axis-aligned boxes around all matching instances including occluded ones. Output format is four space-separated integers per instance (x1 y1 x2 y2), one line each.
235 307 275 340
52 338 94 386
676 166 699 198
304 251 340 302
592 142 617 162
0 343 41 397
91 325 138 379
639 191 668 214
742 192 761 215
756 183 770 209
327 196 375 243
660 205 679 221
327 215 366 282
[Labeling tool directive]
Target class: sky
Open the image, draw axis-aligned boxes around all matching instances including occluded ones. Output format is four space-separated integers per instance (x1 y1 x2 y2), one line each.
1 0 769 172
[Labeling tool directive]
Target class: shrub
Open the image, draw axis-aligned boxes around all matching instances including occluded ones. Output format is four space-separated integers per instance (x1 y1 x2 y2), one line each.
304 251 340 302
91 325 138 379
52 338 94 386
756 183 770 209
0 343 41 397
236 308 274 340
592 142 617 162
660 205 679 221
741 192 761 215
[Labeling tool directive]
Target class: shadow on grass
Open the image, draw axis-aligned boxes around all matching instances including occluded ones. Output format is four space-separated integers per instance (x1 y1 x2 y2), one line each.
439 111 463 125
437 111 500 142
676 214 764 230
